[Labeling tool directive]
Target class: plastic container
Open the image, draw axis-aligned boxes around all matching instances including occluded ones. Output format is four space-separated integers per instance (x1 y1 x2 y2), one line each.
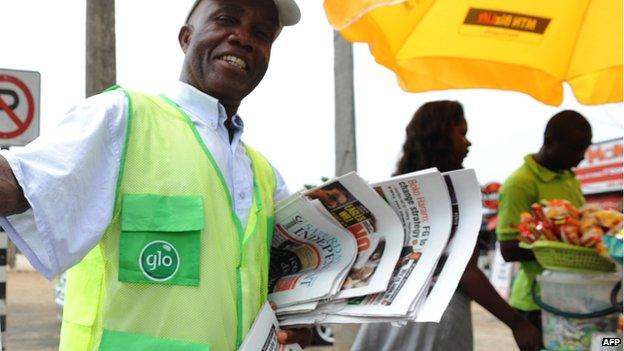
535 271 621 351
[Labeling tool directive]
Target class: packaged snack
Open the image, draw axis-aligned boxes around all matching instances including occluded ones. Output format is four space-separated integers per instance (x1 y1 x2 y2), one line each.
518 212 538 243
531 203 558 241
579 226 603 248
518 200 623 260
559 217 582 245
594 210 623 229
605 221 623 238
544 199 581 220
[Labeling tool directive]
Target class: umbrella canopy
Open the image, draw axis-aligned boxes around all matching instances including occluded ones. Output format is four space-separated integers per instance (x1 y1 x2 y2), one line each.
324 0 623 106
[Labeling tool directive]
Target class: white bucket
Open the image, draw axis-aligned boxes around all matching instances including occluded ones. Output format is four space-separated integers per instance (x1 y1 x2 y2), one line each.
536 270 621 351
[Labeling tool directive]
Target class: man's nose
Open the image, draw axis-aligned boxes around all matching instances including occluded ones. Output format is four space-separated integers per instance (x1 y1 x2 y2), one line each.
228 29 253 52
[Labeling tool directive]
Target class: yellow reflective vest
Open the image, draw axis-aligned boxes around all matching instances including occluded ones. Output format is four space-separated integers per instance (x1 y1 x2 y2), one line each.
59 89 276 351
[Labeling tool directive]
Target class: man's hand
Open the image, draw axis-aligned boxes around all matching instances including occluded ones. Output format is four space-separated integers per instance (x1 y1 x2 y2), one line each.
276 328 312 348
269 301 313 348
511 318 542 351
0 155 29 216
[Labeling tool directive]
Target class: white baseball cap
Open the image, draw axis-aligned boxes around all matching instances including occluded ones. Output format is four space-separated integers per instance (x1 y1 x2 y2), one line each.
186 0 300 27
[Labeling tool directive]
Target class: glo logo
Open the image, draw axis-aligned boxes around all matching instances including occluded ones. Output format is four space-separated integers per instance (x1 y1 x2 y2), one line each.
139 241 180 281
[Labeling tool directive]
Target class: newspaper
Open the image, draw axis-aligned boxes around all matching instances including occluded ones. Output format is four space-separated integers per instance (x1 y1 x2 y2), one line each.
280 269 436 326
412 169 482 322
272 169 482 325
278 169 454 325
238 301 302 351
305 172 404 299
336 168 452 317
268 194 357 307
276 301 319 316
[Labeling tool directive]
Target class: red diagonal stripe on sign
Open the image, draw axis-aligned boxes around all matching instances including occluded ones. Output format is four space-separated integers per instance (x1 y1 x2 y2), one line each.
0 96 23 128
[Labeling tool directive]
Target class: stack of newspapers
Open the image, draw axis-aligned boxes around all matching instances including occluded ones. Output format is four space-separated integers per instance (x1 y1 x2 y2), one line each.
269 168 482 326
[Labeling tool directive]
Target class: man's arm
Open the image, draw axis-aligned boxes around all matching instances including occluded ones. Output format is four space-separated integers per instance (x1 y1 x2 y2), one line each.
0 90 127 278
500 240 536 262
496 183 537 262
0 155 29 216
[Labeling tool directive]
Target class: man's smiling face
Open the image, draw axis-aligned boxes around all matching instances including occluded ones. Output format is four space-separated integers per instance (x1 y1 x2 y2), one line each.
179 0 279 108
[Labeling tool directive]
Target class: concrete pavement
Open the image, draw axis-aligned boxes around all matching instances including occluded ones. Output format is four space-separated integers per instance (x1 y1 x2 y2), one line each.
4 271 518 351
5 271 58 351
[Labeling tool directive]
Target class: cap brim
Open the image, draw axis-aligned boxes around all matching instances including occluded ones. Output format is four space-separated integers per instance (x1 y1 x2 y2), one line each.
274 0 300 26
186 0 300 27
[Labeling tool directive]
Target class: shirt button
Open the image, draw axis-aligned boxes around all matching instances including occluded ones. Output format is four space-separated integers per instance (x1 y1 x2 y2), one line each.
239 192 246 199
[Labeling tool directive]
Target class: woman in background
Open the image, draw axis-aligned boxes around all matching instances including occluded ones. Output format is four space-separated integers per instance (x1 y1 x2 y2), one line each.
350 101 541 351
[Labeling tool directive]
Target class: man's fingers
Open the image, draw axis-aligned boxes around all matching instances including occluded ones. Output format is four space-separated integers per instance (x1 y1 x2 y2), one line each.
269 301 278 310
276 330 291 344
277 328 313 347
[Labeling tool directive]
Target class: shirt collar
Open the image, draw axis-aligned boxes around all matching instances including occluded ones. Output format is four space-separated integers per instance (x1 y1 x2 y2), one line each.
524 154 575 182
165 81 245 137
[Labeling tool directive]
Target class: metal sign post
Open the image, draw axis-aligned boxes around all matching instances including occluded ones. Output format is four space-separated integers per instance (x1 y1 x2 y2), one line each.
0 68 40 349
0 229 6 349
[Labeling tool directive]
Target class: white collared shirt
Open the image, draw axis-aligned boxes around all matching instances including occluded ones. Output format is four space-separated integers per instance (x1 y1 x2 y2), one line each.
0 82 288 279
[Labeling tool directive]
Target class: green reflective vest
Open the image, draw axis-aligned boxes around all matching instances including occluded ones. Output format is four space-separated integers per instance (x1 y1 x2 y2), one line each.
59 89 276 351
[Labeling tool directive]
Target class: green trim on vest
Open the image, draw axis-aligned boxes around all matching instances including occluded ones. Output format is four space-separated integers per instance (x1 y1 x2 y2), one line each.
99 329 210 351
114 88 133 214
59 89 276 351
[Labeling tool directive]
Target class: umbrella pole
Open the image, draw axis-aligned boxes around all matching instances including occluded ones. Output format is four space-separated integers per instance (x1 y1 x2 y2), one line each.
334 32 358 176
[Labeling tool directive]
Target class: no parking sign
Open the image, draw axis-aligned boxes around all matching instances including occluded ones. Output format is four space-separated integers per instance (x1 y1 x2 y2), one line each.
0 68 40 146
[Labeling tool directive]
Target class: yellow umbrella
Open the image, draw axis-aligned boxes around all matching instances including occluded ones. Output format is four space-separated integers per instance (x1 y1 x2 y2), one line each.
324 0 623 106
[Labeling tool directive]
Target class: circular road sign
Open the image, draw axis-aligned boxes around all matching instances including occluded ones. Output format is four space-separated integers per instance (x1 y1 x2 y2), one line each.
0 74 35 139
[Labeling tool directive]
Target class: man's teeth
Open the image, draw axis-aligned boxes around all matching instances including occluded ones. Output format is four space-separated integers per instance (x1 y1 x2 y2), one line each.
220 55 247 70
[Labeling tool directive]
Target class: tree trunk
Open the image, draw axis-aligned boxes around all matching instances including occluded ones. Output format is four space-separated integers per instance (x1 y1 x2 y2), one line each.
86 0 116 97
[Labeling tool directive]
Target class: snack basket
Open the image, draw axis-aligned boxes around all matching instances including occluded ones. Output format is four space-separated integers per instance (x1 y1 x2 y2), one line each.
520 240 616 273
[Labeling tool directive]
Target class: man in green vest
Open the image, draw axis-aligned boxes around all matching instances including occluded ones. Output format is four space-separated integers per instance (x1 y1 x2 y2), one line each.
496 110 592 333
0 0 311 349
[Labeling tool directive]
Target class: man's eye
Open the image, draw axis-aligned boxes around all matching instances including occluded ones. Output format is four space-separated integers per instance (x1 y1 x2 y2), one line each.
255 30 272 42
216 16 237 25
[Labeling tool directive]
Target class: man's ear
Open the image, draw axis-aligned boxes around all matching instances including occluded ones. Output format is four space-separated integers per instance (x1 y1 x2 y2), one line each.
178 25 193 53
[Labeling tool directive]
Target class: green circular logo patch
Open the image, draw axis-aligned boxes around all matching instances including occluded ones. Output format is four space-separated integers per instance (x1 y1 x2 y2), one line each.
139 240 180 282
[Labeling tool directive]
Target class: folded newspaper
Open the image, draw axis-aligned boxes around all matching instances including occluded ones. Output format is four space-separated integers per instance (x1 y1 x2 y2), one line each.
239 301 302 351
268 169 481 325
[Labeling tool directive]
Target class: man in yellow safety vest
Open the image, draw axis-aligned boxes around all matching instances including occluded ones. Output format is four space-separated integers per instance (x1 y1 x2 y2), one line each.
0 0 310 349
